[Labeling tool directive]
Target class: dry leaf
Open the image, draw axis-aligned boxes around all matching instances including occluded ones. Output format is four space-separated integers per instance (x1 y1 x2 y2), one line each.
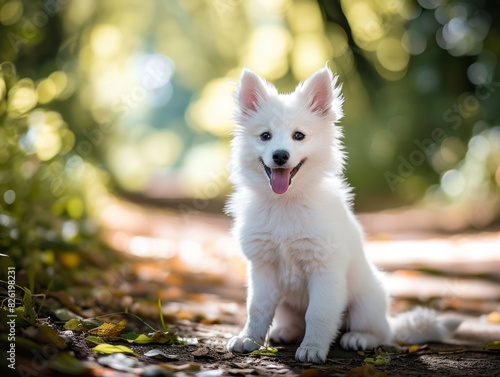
192 347 210 357
347 364 387 377
487 312 500 324
156 363 201 372
408 344 427 353
88 320 126 338
298 369 323 377
229 362 251 369
144 349 179 360
226 368 255 375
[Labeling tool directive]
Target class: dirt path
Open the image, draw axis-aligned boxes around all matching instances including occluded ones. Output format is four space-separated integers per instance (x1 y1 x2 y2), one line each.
59 320 500 377
9 197 500 376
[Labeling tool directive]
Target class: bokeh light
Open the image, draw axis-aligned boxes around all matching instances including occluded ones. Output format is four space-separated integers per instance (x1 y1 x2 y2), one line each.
0 0 499 259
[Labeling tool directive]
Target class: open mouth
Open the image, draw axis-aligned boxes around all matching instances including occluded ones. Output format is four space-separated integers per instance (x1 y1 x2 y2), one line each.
260 159 305 194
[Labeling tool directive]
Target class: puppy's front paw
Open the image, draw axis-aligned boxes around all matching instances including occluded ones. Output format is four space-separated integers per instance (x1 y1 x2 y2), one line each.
295 345 328 364
340 331 379 350
227 335 260 353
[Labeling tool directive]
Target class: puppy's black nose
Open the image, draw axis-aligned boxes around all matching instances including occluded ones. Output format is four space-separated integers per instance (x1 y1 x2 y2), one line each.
272 150 289 166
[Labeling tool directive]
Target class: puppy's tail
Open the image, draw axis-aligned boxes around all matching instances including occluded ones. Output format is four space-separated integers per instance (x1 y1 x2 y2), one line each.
389 307 462 345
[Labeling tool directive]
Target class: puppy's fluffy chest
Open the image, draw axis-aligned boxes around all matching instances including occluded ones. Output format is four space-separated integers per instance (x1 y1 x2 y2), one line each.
236 195 341 291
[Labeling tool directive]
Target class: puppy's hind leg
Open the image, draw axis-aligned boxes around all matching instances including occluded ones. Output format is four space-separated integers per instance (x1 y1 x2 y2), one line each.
340 263 391 350
270 300 305 344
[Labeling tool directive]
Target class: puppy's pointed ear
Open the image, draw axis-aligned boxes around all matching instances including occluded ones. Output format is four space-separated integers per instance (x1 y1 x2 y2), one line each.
299 68 342 118
237 69 269 114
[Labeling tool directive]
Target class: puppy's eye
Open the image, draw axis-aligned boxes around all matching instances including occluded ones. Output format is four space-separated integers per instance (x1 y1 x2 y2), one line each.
260 132 272 141
293 132 305 141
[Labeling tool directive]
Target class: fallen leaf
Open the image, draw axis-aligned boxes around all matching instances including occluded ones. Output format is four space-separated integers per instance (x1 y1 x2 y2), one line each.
229 362 251 369
487 312 500 324
484 340 500 350
249 345 284 357
347 364 387 377
88 320 126 338
98 353 138 372
364 356 387 365
226 368 256 375
408 344 427 353
141 365 172 376
125 330 181 344
91 343 138 356
64 318 101 332
144 349 179 360
196 370 224 377
121 332 155 344
192 347 210 357
156 363 201 372
64 319 84 331
85 335 105 346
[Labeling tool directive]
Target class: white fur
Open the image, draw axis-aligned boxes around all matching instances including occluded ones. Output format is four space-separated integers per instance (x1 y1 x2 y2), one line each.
225 68 461 363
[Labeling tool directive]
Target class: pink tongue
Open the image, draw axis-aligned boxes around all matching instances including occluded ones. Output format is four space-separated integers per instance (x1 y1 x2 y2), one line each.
270 168 292 194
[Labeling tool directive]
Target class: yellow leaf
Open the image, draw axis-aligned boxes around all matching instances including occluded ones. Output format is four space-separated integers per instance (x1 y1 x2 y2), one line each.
409 345 420 353
88 320 126 338
487 312 500 324
91 344 138 356
122 333 154 344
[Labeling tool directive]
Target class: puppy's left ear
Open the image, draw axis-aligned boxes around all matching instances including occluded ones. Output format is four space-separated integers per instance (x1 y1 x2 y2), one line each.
299 68 343 119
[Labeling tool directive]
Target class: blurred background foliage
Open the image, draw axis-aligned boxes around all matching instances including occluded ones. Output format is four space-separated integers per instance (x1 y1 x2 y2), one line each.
0 0 499 268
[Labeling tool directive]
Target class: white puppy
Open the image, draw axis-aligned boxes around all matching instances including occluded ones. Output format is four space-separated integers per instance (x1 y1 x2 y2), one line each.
226 67 461 363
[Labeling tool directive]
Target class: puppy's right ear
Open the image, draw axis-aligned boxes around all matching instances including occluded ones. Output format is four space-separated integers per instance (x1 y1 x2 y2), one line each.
237 69 269 115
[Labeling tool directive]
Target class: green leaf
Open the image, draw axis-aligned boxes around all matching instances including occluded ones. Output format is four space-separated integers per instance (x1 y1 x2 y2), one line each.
64 319 84 331
249 345 284 358
364 355 388 365
158 298 168 333
91 343 138 356
121 330 182 345
64 318 101 332
121 332 155 344
85 335 105 346
484 340 500 350
18 288 37 326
